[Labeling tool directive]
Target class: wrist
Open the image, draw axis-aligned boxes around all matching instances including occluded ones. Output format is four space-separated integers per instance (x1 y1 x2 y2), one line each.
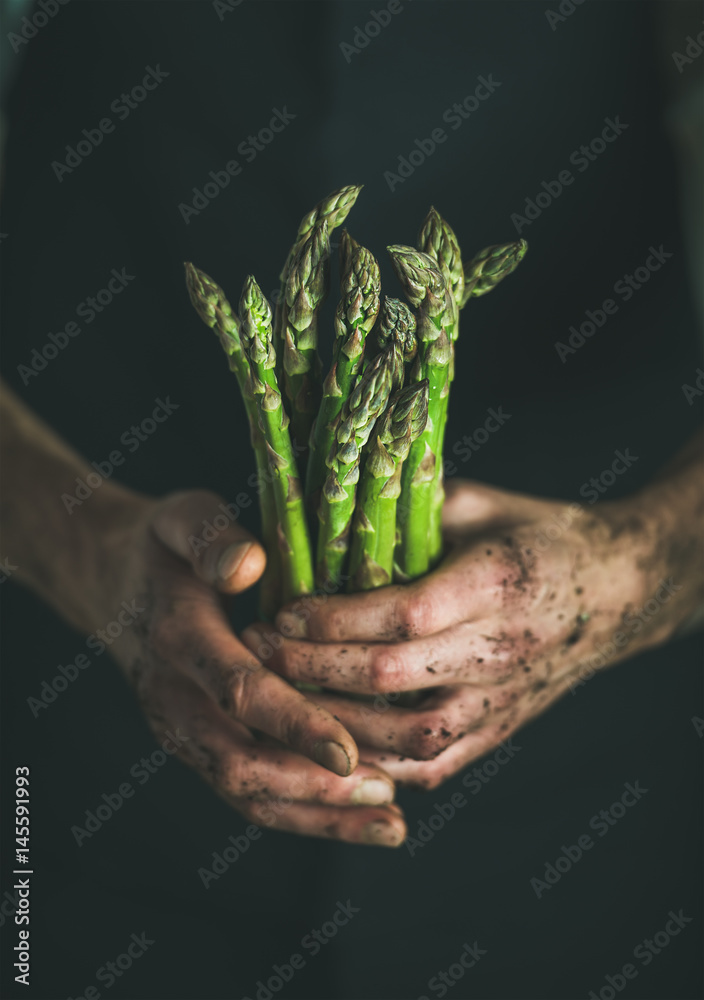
600 488 704 643
46 482 155 635
83 484 157 630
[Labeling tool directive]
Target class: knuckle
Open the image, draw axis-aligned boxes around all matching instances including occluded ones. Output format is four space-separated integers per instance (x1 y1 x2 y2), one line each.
278 711 308 753
397 589 436 638
322 601 347 637
423 774 444 792
408 715 455 760
218 756 246 798
224 659 262 718
370 647 404 694
403 761 445 792
250 630 282 667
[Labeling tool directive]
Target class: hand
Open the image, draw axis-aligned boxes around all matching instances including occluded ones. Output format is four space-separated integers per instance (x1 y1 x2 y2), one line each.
89 489 406 846
243 478 694 790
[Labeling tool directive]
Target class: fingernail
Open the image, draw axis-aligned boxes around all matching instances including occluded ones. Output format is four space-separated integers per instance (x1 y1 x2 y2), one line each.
315 740 351 776
362 820 405 848
217 542 252 582
277 612 308 639
351 778 394 806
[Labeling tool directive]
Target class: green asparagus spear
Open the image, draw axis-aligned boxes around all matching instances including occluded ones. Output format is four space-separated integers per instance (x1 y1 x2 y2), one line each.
460 239 527 306
316 346 395 591
416 208 464 562
386 246 455 580
282 220 330 459
274 185 363 375
418 206 464 325
348 380 429 591
306 244 382 500
184 262 281 618
377 296 418 363
239 275 314 601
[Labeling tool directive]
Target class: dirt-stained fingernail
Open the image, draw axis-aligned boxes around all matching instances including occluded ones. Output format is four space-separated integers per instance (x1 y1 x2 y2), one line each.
217 542 252 582
361 820 405 847
276 612 308 639
350 778 394 806
314 740 351 776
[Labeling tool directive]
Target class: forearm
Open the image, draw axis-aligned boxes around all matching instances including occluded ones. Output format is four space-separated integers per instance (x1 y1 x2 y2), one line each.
0 379 150 632
621 428 704 635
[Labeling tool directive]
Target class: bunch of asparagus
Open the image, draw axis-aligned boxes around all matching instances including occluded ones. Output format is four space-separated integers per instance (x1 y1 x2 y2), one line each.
185 186 526 618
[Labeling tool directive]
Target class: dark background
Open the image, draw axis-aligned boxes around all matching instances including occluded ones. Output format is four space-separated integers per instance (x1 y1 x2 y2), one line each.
1 1 702 998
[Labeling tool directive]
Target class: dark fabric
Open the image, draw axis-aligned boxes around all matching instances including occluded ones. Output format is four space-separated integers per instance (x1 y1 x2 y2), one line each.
1 2 702 998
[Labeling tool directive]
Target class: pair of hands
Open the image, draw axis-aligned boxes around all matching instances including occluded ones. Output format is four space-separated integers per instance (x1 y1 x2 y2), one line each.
102 478 681 847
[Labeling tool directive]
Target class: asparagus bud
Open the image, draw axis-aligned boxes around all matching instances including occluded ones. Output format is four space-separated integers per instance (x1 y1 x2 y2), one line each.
378 296 417 362
274 184 363 392
461 239 527 305
418 206 464 318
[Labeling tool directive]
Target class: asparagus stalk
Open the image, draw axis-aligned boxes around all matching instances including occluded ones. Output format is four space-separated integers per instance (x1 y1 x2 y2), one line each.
274 185 363 376
418 206 464 327
184 262 281 618
348 380 429 591
305 244 382 500
417 209 464 563
282 220 330 460
239 275 315 601
386 246 455 580
316 346 394 591
460 239 527 307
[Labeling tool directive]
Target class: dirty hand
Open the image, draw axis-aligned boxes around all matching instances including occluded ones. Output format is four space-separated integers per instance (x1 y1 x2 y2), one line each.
243 477 697 790
95 489 405 844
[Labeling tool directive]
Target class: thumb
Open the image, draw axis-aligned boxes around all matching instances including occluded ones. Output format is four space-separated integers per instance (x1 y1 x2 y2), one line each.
150 490 266 594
